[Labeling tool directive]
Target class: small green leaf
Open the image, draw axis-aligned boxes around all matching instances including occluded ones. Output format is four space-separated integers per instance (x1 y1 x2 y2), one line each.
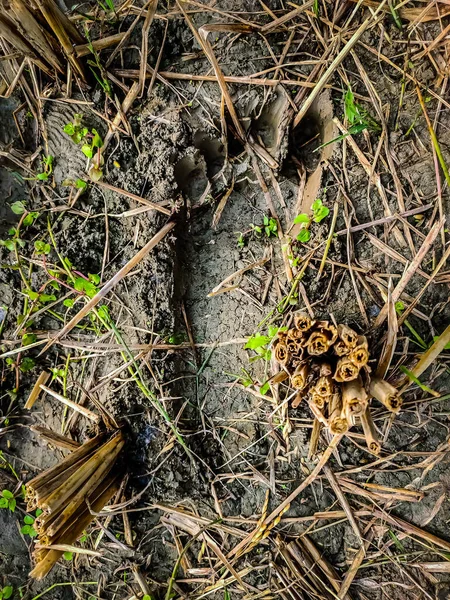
20 357 35 372
97 305 110 321
76 179 87 190
36 172 49 181
293 213 310 224
22 333 37 346
91 129 103 149
297 229 311 243
63 551 73 561
260 382 270 395
81 144 93 159
20 525 31 535
0 498 8 508
64 123 75 135
88 273 100 285
10 201 26 215
2 490 14 499
3 586 13 600
23 214 34 226
39 294 56 304
313 205 330 223
1 239 15 252
24 290 39 301
245 335 271 350
63 299 74 308
23 515 35 525
36 508 43 517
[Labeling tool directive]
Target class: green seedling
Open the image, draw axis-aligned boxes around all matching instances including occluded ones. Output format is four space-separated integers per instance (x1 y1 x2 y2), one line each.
20 509 42 538
0 586 13 600
389 1 403 29
250 216 278 238
245 325 287 364
236 232 245 249
395 302 428 349
315 85 381 152
0 490 16 512
63 115 104 181
313 0 319 17
84 26 112 96
294 198 330 243
63 113 89 144
263 215 277 237
63 551 73 561
96 0 116 12
36 155 54 181
399 366 439 396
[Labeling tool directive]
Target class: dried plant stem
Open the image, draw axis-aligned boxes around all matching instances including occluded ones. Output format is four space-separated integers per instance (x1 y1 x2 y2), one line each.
46 434 124 536
30 426 80 451
25 371 50 409
308 419 322 459
41 432 123 514
40 385 101 423
323 465 363 545
293 0 389 127
27 434 105 496
374 218 444 327
416 90 450 188
360 409 381 454
369 378 402 413
30 475 119 579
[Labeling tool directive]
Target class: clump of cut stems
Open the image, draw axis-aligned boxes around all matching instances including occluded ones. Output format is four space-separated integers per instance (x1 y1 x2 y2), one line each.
25 430 124 579
273 312 403 453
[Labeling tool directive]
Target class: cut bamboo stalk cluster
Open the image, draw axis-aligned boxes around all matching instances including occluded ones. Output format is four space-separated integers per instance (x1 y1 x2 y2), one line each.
0 0 85 79
25 430 124 580
273 312 402 452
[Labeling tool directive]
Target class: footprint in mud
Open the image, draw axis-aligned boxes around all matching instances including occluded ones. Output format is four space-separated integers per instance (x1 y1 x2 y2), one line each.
45 102 99 186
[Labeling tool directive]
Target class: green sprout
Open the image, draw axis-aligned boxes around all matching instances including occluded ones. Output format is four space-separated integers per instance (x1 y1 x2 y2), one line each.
0 490 16 512
63 115 104 181
20 509 42 538
0 586 13 600
294 198 330 243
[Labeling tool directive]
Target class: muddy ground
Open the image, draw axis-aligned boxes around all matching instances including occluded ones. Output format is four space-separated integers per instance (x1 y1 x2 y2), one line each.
1 1 450 599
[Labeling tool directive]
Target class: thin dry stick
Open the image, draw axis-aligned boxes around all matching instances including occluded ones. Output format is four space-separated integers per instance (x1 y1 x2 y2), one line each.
102 82 140 151
260 0 315 32
25 371 50 409
40 385 101 423
374 217 445 327
39 221 175 354
95 180 171 214
112 67 314 87
338 535 371 599
334 203 433 235
317 201 339 280
75 33 127 57
375 280 397 379
293 0 389 128
30 426 80 451
139 0 158 97
398 243 450 324
323 464 363 546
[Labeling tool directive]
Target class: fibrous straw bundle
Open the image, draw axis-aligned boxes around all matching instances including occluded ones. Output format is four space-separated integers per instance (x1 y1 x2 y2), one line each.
273 313 402 452
25 430 124 579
